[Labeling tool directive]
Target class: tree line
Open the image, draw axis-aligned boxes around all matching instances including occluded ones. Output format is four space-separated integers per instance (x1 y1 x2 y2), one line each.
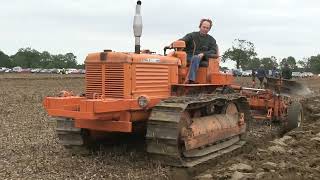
222 39 320 73
1 42 320 73
0 48 84 69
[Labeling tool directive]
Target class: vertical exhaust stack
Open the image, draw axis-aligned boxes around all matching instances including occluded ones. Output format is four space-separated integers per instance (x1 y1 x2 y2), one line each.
133 1 142 54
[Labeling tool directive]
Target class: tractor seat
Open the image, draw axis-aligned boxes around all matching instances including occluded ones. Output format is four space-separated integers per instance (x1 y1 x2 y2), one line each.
199 60 209 67
186 59 209 67
186 54 219 67
199 54 219 67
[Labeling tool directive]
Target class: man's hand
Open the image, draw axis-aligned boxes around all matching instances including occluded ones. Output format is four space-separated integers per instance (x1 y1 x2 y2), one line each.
198 53 204 59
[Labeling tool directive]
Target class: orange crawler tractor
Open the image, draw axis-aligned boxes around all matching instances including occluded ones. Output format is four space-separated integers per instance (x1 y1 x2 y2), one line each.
43 1 303 167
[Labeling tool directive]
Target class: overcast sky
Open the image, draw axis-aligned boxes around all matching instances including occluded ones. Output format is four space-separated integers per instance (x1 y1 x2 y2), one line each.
1 0 319 68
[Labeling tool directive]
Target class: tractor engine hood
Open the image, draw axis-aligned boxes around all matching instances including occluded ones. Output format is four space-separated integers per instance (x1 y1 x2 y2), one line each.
85 51 180 65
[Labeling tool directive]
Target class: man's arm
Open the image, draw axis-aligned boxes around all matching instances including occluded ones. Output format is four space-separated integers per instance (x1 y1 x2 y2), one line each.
203 38 218 58
180 33 193 44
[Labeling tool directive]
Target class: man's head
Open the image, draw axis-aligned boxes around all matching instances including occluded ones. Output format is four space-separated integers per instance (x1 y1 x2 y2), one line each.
199 18 212 35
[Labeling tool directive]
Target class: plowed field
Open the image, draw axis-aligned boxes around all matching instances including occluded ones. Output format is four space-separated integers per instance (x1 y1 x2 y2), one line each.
0 74 319 179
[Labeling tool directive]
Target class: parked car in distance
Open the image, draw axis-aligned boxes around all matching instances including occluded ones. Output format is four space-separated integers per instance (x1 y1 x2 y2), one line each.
292 72 314 78
31 68 42 73
292 72 303 78
49 68 62 74
232 69 242 77
66 68 78 74
40 69 50 73
12 66 23 73
5 68 12 73
21 68 32 73
78 69 86 74
221 69 233 75
242 70 252 77
301 72 314 78
0 67 8 73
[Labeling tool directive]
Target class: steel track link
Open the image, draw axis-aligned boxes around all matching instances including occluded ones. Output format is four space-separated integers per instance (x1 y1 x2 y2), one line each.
146 94 251 167
51 117 91 155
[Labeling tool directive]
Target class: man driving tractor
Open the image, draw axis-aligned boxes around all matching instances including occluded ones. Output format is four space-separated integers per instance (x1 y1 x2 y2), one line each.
179 18 218 84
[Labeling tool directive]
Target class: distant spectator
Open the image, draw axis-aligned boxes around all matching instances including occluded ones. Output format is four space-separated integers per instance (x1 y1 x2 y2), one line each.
256 64 266 88
271 66 277 77
282 63 292 79
251 69 256 87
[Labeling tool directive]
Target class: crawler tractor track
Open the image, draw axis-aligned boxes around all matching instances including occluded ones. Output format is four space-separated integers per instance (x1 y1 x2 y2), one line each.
51 117 91 154
146 94 251 167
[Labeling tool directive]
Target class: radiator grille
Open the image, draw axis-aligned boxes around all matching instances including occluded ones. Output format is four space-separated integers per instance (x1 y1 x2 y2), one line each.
86 64 102 98
135 64 168 92
85 63 124 99
105 64 124 98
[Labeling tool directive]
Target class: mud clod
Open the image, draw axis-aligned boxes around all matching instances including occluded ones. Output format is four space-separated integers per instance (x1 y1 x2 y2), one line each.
229 163 253 172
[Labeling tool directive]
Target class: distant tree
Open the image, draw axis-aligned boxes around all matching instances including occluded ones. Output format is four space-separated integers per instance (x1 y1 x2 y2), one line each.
45 53 77 68
0 50 12 68
76 64 85 69
308 54 320 73
260 56 278 70
11 47 41 68
40 51 52 68
281 56 296 69
3 48 82 69
63 53 77 68
47 54 65 68
246 57 260 70
297 58 311 71
222 39 257 69
297 60 306 69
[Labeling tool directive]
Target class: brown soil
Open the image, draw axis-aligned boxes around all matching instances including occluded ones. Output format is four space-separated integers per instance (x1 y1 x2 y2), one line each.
0 74 319 179
194 77 320 180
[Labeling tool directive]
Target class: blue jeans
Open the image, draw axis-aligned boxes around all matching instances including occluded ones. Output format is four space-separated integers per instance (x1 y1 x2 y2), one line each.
187 55 201 81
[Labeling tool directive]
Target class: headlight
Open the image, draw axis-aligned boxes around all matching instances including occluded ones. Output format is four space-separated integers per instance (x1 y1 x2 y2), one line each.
137 95 149 108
